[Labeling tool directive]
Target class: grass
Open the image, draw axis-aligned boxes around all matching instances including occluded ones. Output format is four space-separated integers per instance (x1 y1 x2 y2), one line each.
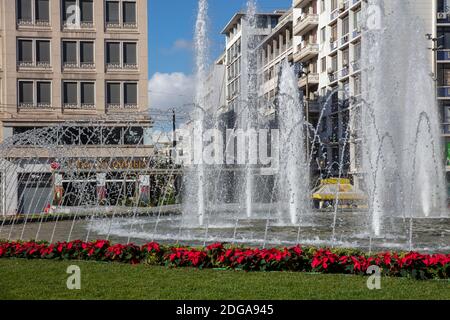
0 259 449 300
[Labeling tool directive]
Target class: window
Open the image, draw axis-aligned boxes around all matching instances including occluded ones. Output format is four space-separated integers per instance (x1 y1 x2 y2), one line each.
320 27 326 44
106 41 137 70
62 0 94 28
18 39 51 68
17 0 50 26
320 0 325 13
106 82 138 110
18 80 51 108
105 0 137 29
321 57 326 73
63 81 95 109
62 40 95 69
124 127 143 145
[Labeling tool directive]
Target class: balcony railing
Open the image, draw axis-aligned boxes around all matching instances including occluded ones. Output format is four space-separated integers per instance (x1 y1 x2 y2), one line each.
17 61 51 69
17 19 50 27
351 60 361 72
107 103 138 110
328 70 338 82
105 22 138 29
352 27 361 39
62 21 94 29
437 50 450 61
106 63 138 71
63 62 96 70
442 123 450 134
64 103 96 110
330 39 338 51
294 13 319 36
438 86 450 98
295 43 319 62
298 73 319 87
330 9 339 21
341 34 349 46
18 103 52 109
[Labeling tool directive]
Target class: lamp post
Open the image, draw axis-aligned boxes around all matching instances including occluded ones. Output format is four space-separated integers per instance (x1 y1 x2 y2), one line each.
300 66 311 158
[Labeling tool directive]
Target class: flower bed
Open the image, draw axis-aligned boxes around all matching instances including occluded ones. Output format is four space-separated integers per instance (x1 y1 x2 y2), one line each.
1 240 449 280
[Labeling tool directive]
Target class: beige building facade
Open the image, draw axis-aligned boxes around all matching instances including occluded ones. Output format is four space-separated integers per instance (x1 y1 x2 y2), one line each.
0 0 152 215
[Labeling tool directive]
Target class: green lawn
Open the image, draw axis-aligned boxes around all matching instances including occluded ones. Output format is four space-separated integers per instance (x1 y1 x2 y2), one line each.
0 259 448 300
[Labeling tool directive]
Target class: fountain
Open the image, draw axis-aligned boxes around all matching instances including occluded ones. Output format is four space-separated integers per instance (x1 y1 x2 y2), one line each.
277 60 309 225
361 0 447 242
0 0 448 253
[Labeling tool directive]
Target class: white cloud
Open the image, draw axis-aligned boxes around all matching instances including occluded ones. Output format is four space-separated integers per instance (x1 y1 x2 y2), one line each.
148 72 195 120
173 39 193 50
161 39 193 54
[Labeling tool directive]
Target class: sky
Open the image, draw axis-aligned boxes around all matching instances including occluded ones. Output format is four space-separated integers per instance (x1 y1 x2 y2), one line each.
148 0 292 115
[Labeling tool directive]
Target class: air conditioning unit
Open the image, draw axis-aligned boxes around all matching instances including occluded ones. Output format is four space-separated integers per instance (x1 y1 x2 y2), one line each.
339 1 345 11
329 37 335 43
327 68 334 74
343 59 349 67
437 12 447 19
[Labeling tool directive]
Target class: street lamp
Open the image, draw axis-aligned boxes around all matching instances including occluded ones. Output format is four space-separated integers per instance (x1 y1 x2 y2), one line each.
299 66 311 158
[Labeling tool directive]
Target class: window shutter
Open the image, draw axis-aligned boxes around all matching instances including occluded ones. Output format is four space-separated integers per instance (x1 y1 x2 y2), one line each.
63 41 77 63
80 42 94 63
81 82 95 104
18 0 32 20
106 42 120 64
36 0 49 21
123 2 136 24
124 43 136 64
64 82 78 104
37 40 50 63
106 1 119 23
63 0 77 21
18 40 33 62
80 0 93 22
37 82 51 104
124 83 137 105
19 81 34 104
107 83 121 104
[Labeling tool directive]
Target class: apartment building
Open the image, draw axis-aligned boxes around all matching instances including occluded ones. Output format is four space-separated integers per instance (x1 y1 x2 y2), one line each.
436 0 450 194
257 9 294 121
0 0 152 214
221 11 285 126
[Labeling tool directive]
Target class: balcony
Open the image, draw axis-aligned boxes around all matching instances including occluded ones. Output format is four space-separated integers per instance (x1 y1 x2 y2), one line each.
442 123 450 135
106 63 138 72
294 43 319 62
341 34 349 46
294 13 319 36
330 39 338 51
340 66 350 78
352 27 362 40
62 62 96 71
438 86 450 98
63 103 96 110
17 61 51 71
107 104 139 112
328 70 338 83
351 60 361 72
105 22 138 30
62 21 95 30
294 0 315 8
18 103 52 110
437 50 450 62
330 9 339 22
437 12 450 24
17 19 50 28
298 73 319 88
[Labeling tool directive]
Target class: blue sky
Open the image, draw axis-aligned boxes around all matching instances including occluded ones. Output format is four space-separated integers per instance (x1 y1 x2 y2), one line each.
148 0 291 115
148 0 292 76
